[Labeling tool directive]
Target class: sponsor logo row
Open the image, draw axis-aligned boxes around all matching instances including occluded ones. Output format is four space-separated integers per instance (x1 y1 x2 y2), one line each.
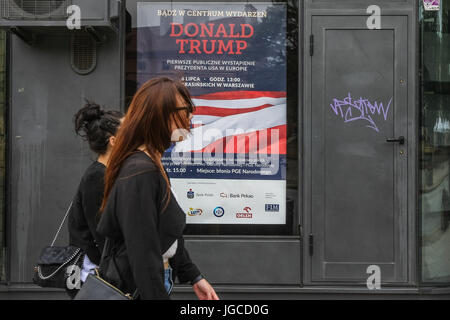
187 204 279 219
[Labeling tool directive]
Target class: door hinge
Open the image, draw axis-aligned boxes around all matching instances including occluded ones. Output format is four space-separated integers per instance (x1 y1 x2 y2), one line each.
297 225 302 237
309 234 314 255
310 35 314 56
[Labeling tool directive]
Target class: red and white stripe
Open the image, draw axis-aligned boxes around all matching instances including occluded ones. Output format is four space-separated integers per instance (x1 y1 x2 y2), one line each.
173 91 287 154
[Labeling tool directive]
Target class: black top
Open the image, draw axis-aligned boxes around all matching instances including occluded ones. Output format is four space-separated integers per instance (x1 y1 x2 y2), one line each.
96 151 201 300
68 161 106 265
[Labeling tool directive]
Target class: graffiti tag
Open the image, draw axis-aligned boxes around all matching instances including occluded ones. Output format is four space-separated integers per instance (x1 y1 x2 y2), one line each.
330 93 392 132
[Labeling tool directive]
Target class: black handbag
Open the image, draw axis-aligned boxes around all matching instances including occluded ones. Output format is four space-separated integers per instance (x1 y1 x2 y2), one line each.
32 202 84 290
74 238 139 300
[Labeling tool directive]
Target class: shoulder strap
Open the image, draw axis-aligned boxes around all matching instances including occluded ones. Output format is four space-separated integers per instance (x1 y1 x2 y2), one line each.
50 201 73 246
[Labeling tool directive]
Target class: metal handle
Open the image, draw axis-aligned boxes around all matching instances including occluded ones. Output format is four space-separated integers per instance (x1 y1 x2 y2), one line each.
386 136 405 145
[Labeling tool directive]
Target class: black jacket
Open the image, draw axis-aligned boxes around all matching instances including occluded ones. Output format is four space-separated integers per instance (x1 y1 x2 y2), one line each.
96 151 201 300
68 161 106 265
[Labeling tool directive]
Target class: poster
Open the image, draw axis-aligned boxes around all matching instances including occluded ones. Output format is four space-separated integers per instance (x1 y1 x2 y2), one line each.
137 2 287 224
423 0 440 11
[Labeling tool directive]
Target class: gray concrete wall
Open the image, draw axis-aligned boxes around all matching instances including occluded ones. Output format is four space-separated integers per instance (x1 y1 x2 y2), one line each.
7 28 122 284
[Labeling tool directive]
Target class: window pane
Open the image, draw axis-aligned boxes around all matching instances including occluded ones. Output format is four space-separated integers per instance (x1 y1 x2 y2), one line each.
420 0 450 283
128 0 298 235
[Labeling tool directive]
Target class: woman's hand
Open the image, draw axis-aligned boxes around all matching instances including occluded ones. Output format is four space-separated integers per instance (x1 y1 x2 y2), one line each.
192 279 220 300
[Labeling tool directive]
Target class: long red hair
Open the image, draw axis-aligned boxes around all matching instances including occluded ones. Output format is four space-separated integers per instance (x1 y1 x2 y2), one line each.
100 77 194 212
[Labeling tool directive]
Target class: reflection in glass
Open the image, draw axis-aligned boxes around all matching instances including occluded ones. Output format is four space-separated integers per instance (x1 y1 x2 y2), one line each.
420 0 450 283
0 30 6 282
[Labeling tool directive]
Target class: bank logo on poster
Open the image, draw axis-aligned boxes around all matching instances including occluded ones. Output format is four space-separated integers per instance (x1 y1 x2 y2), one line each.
219 192 254 199
187 189 214 199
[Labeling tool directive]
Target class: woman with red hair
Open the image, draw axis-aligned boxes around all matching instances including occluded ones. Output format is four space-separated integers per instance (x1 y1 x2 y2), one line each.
97 77 219 300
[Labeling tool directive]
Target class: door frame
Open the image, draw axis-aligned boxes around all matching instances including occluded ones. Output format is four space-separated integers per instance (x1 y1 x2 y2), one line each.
302 0 418 287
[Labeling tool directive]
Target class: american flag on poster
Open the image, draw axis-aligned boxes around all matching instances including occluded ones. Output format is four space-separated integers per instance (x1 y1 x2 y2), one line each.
172 90 287 155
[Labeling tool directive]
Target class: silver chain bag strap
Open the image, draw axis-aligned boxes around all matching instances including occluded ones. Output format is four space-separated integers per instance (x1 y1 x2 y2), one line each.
32 202 84 290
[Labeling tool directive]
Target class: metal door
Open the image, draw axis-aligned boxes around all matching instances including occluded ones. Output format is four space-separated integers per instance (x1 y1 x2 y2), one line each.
308 15 408 283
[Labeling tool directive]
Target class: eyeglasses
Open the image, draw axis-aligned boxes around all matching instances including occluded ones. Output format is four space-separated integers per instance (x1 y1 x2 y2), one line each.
173 105 194 114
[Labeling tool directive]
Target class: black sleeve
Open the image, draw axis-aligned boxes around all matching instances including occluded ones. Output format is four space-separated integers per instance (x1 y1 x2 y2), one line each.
169 237 201 284
68 191 94 255
79 169 105 264
113 171 169 300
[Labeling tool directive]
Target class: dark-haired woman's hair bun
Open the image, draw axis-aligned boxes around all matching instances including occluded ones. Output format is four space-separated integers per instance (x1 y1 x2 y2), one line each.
77 101 104 122
74 100 123 155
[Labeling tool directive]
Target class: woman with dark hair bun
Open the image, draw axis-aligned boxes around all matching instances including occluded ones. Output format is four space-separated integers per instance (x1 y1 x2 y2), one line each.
67 100 123 299
74 101 123 156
